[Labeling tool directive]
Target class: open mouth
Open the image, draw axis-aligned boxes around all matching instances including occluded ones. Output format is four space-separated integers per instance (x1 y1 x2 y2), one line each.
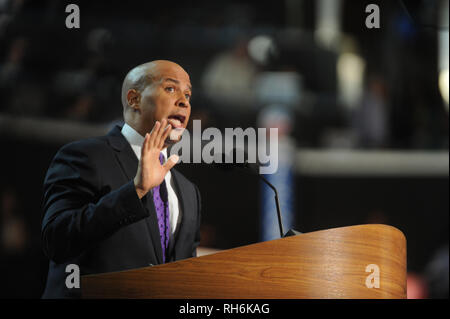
167 114 186 128
166 114 186 143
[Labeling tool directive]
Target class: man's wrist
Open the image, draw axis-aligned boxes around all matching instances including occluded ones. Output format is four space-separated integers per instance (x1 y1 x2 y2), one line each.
134 179 148 199
135 187 147 199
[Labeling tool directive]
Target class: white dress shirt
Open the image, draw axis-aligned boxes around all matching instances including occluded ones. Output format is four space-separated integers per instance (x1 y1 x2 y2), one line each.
121 123 180 235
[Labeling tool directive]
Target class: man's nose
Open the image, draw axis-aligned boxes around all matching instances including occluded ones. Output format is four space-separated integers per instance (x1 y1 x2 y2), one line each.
176 95 189 108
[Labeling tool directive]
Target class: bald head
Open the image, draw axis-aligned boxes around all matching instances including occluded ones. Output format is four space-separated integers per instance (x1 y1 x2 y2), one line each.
121 60 189 110
120 60 192 138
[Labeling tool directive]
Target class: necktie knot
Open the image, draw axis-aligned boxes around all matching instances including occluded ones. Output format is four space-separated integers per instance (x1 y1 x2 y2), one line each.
159 153 165 165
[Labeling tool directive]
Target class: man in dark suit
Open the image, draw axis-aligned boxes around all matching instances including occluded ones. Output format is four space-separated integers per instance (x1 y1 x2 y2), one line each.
41 60 201 298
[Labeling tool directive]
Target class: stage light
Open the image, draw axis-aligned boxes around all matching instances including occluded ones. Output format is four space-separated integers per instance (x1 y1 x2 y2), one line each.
337 52 366 111
439 69 449 110
438 0 449 111
247 35 276 66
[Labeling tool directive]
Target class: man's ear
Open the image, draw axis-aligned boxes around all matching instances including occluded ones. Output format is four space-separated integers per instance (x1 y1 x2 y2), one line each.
127 89 141 110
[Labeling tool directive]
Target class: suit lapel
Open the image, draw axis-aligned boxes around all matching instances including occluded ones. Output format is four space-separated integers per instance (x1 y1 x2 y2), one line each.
106 125 138 181
106 125 163 264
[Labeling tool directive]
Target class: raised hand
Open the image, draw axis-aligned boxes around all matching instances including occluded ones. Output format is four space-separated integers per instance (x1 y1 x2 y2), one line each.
134 119 179 199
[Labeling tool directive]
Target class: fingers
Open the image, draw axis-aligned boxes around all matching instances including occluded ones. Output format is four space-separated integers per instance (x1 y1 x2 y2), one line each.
141 132 150 157
163 154 179 172
156 119 172 148
159 123 172 148
148 120 172 150
148 121 161 149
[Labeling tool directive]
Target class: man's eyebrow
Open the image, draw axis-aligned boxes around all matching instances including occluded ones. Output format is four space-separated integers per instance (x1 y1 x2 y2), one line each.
163 78 192 91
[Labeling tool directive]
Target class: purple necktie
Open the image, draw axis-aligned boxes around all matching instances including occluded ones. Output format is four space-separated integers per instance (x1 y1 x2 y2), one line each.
153 153 170 263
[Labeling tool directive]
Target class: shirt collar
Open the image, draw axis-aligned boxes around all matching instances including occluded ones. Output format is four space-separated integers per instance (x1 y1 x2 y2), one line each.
121 123 167 161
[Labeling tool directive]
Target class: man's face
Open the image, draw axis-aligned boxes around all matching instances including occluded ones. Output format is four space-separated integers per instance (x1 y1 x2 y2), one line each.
138 63 192 142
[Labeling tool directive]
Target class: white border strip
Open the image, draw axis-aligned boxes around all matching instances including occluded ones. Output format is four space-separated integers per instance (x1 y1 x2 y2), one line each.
1 114 448 176
0 114 110 144
296 149 449 177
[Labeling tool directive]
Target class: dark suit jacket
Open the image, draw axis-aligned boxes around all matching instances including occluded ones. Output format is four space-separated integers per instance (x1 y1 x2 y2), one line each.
41 125 201 298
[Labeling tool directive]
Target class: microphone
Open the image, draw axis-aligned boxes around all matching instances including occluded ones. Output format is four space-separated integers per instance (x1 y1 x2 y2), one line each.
214 148 301 238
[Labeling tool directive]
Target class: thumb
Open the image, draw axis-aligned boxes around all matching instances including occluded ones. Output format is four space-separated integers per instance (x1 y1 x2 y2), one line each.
163 154 179 171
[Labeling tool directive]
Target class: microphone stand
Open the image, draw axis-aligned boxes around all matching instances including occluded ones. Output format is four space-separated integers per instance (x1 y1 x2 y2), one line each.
242 161 302 238
254 171 284 238
215 149 302 238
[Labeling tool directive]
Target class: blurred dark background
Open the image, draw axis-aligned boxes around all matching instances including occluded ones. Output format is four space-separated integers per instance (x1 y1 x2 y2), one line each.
0 0 448 298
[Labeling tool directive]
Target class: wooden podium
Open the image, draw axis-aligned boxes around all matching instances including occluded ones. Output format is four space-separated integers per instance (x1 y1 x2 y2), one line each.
81 224 406 299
